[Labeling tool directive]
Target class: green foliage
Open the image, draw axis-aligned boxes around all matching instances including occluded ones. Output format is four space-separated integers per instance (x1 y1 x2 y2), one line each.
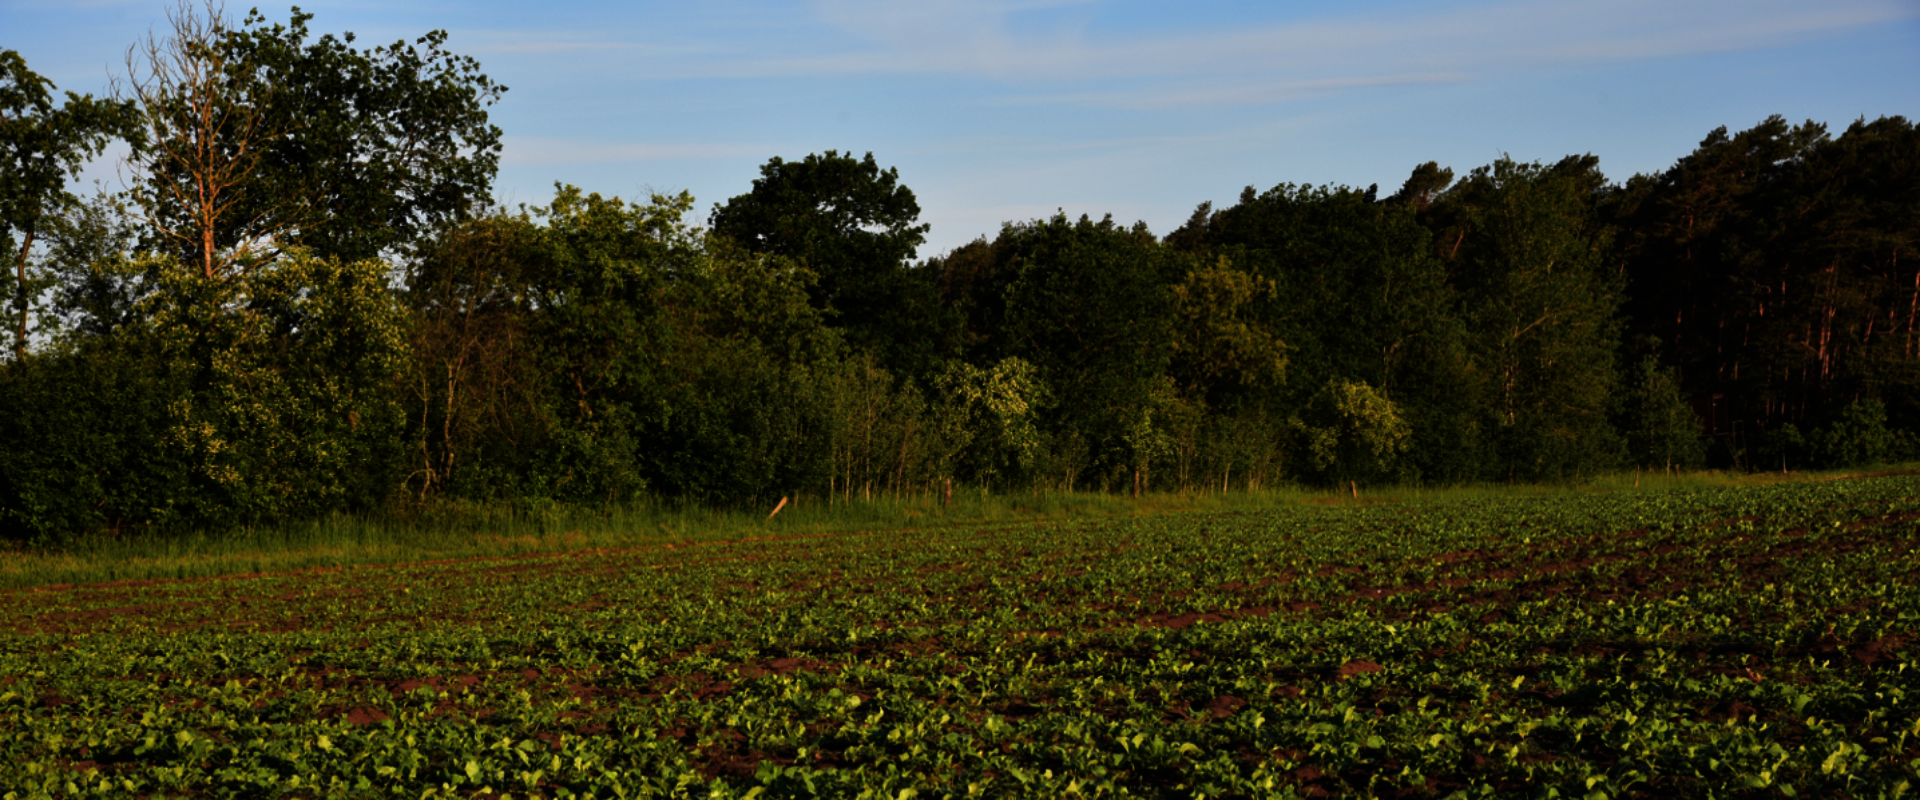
405 185 855 505
1117 377 1186 488
931 357 1046 487
1172 181 1483 483
1752 401 1913 473
1383 160 1453 210
1614 115 1920 461
1437 157 1626 480
0 250 408 541
229 8 506 263
126 6 505 272
997 213 1180 486
709 150 949 375
1811 399 1897 468
1755 423 1811 473
709 150 927 277
140 250 410 527
1298 379 1413 485
40 191 151 339
1619 352 1707 471
0 49 141 359
0 338 184 544
930 235 1018 364
1168 256 1288 403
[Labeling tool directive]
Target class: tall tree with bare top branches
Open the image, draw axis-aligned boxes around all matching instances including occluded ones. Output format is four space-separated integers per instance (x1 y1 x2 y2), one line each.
120 1 506 278
120 0 286 279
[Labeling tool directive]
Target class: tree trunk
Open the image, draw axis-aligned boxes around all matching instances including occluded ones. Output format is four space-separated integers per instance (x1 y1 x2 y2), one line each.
1905 254 1915 359
12 226 32 361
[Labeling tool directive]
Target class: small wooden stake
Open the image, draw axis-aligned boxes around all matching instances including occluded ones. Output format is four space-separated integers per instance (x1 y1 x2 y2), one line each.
1350 480 1358 499
767 496 789 519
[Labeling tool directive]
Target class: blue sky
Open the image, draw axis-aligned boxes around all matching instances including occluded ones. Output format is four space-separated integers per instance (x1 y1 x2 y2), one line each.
7 0 1920 256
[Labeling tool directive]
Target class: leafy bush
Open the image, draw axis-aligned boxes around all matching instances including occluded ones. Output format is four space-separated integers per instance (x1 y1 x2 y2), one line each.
1811 399 1896 468
1754 423 1810 473
1297 379 1412 486
0 339 184 544
1619 356 1706 471
0 250 409 542
930 357 1046 489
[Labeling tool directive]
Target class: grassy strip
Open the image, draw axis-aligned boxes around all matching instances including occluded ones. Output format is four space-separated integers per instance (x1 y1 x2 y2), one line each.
0 464 1902 591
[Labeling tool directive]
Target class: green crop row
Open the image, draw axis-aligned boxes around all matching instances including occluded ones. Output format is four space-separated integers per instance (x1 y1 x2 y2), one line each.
3 477 1918 797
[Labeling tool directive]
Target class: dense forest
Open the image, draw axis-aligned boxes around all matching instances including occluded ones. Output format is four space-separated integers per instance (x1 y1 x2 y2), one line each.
3 9 1918 543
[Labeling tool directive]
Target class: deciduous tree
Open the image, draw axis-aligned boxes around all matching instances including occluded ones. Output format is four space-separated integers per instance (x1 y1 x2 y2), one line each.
1438 157 1626 479
0 50 139 359
710 151 950 374
121 1 505 278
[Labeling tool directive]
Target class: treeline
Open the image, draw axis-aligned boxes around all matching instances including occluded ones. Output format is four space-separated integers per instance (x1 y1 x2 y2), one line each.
2 8 1917 542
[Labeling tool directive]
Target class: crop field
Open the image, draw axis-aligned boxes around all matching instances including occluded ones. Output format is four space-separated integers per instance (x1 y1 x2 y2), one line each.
3 477 1919 799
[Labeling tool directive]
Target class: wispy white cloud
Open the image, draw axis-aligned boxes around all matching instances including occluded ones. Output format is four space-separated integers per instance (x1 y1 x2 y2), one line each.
468 40 629 56
502 137 773 166
1025 73 1476 110
458 31 716 59
804 0 1102 80
814 0 1911 75
8 0 155 9
663 0 1917 107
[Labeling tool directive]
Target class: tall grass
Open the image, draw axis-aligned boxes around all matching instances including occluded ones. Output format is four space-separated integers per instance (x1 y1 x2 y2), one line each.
3 464 1908 590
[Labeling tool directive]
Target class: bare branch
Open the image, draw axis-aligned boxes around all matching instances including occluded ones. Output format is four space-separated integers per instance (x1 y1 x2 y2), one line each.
117 0 301 280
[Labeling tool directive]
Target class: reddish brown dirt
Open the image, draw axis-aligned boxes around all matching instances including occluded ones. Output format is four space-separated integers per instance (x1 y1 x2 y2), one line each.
1336 660 1384 679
